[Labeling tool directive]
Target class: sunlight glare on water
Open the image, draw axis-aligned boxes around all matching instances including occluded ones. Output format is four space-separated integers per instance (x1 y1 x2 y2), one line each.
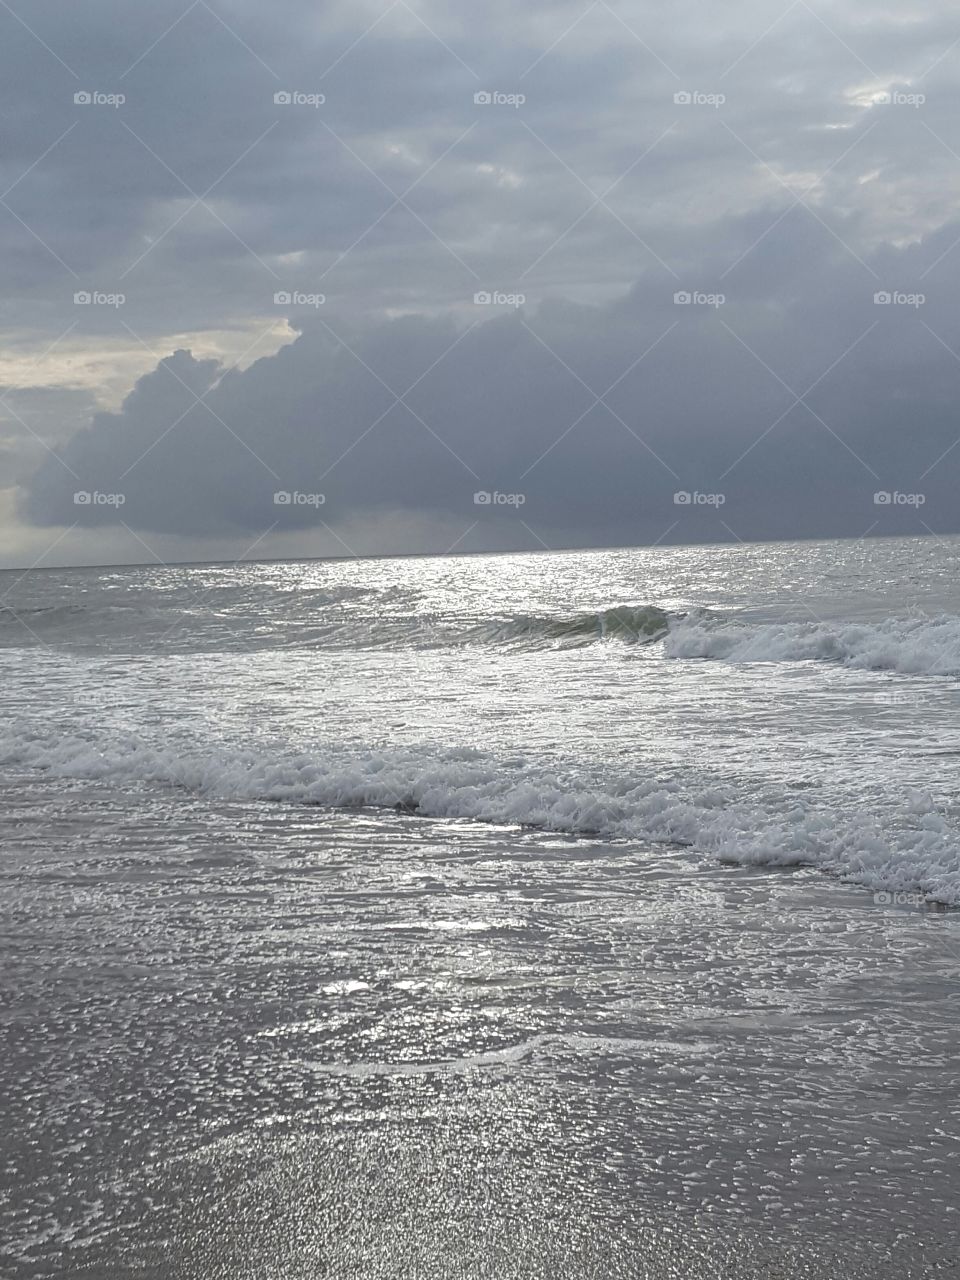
2 537 960 1277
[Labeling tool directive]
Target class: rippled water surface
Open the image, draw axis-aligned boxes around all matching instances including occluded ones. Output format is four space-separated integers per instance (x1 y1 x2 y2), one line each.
3 537 960 1276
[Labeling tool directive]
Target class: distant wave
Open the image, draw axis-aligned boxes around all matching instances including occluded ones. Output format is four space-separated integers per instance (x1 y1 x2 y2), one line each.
6 591 960 672
462 604 671 649
665 613 960 676
4 726 959 902
0 604 92 623
0 599 674 652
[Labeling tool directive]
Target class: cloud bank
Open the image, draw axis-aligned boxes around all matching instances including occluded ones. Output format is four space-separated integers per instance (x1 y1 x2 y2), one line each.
3 0 960 562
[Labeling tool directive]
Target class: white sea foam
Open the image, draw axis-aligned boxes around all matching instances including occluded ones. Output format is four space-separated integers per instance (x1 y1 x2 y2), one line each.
664 613 960 676
4 725 960 902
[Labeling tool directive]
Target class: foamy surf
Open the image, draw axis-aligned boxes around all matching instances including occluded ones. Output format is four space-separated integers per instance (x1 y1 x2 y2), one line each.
664 613 960 676
4 724 959 903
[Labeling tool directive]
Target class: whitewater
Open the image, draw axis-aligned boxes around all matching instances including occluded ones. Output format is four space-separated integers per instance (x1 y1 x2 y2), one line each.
3 536 960 900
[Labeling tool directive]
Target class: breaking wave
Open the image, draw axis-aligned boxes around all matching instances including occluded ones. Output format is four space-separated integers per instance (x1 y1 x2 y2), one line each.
463 604 671 648
664 613 960 677
0 599 674 652
6 587 960 675
3 726 960 902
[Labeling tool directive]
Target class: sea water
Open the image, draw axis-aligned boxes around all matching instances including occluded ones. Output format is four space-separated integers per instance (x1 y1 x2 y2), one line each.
2 536 959 1276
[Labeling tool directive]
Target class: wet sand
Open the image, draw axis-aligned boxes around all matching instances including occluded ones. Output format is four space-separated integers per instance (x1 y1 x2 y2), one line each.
2 771 959 1277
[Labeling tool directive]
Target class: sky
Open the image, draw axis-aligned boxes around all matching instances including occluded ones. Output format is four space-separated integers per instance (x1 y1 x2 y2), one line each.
2 0 960 568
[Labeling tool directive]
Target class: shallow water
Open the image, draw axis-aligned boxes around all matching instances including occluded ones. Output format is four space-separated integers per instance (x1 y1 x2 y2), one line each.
2 774 960 1276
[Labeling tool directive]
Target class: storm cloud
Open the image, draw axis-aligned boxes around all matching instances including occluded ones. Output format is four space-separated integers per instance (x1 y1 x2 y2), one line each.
4 0 960 563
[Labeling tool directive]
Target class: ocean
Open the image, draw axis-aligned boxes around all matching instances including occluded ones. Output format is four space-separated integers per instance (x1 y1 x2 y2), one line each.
2 535 960 1277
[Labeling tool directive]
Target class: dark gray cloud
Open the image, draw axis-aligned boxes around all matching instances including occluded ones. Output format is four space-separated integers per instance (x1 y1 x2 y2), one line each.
5 0 960 560
20 247 960 550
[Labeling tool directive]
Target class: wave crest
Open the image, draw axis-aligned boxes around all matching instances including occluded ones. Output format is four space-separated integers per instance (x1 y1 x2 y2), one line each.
4 727 960 902
467 604 671 649
665 613 960 676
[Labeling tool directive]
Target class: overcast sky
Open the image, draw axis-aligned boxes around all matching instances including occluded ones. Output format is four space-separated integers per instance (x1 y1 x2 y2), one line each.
2 0 959 568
